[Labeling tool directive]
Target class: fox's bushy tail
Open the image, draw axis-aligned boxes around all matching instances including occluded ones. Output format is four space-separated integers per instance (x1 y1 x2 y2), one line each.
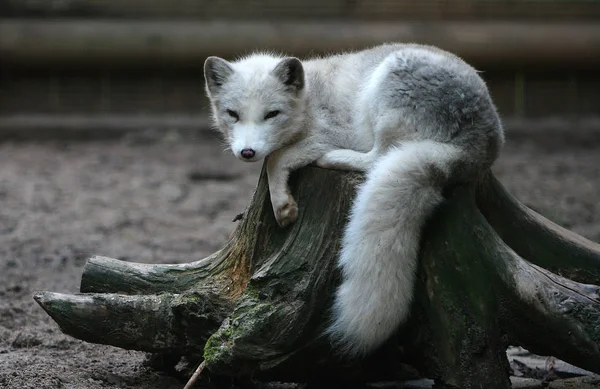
327 139 466 356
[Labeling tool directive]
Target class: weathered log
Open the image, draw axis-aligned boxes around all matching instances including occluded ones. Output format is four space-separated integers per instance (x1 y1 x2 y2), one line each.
34 164 600 388
476 172 600 284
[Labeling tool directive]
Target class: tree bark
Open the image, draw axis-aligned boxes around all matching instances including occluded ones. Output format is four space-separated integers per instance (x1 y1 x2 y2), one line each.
34 164 600 388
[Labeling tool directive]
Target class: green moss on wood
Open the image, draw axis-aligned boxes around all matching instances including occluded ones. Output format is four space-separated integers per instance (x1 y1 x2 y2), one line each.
34 166 600 387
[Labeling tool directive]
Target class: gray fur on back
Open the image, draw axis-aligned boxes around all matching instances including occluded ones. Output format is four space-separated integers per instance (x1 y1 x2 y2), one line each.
302 43 504 163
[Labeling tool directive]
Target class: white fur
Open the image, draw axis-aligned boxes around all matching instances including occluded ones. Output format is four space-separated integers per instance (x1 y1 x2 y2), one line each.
204 43 504 356
327 141 460 355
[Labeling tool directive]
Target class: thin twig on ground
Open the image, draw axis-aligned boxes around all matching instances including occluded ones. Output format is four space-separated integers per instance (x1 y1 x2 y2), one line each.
183 360 206 389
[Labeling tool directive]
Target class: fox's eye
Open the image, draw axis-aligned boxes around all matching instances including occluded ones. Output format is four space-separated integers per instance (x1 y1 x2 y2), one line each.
264 110 280 120
226 110 239 121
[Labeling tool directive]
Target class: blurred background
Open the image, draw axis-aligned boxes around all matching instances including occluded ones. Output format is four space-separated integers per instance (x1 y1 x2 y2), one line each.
1 3 600 388
1 0 599 137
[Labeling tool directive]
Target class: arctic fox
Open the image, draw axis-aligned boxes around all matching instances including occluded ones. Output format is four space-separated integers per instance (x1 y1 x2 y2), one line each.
204 43 504 356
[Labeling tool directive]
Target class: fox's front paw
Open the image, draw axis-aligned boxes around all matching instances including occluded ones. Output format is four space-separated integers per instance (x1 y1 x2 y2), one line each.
273 194 298 228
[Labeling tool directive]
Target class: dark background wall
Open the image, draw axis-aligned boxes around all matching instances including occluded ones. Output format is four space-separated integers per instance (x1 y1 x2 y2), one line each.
1 0 599 133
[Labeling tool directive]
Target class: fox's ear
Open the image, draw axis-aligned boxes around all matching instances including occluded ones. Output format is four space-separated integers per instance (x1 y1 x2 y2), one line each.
204 56 234 94
272 57 304 92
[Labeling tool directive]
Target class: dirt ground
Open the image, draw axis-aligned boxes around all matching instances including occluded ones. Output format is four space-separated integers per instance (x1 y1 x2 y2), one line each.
0 130 599 389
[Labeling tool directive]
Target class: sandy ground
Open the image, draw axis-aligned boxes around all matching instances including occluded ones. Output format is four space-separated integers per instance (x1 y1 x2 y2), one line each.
0 132 598 389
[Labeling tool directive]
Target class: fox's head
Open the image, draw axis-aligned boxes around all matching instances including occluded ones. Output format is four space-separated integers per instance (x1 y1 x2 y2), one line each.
204 54 307 162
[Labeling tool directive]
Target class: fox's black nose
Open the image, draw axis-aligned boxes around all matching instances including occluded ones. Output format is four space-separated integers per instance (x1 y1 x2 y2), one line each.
241 149 255 159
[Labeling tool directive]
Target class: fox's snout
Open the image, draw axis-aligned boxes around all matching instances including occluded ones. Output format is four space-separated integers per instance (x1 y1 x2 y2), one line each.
232 143 263 162
240 148 256 160
233 147 261 162
230 125 271 162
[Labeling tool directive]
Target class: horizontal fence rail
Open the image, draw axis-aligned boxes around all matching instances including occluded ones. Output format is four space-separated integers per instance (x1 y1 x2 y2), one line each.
1 20 600 70
3 0 600 21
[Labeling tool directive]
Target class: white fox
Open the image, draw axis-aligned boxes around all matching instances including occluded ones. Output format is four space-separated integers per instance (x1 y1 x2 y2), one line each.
204 43 505 356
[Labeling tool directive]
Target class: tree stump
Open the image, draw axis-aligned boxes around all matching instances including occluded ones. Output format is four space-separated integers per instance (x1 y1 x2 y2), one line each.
34 163 600 388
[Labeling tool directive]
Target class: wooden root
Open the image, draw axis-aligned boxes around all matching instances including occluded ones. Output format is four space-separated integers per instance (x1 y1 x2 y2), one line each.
34 164 600 388
477 171 600 284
